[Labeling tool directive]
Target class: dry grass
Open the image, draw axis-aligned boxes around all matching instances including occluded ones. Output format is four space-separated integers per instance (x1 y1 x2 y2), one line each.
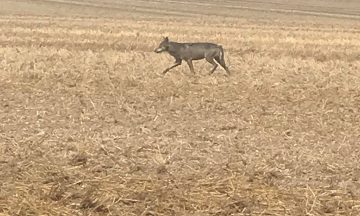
1 1 360 215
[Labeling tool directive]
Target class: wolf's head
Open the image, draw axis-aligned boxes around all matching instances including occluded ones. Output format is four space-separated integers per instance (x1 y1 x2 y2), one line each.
154 37 170 53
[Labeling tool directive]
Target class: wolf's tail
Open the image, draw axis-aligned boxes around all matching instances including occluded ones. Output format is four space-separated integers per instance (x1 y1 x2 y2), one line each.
218 45 231 75
219 45 225 61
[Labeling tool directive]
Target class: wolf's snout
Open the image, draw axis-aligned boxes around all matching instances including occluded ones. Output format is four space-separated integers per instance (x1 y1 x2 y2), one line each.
154 48 162 53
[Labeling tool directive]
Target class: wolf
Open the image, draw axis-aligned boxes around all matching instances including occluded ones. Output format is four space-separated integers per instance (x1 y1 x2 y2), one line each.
154 37 230 75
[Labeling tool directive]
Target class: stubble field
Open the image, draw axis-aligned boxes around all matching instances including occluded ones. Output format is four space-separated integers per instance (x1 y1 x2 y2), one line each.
1 0 360 215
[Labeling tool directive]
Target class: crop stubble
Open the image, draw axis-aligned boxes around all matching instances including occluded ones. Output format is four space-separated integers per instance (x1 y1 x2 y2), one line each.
1 0 360 215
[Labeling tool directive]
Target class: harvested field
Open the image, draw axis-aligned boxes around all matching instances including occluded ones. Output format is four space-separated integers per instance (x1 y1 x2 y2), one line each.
1 0 360 215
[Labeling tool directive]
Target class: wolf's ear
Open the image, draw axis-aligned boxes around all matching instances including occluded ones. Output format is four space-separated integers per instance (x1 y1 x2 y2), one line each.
164 36 169 42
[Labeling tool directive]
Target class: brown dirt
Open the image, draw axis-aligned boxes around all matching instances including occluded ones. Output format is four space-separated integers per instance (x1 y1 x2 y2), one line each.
1 1 360 215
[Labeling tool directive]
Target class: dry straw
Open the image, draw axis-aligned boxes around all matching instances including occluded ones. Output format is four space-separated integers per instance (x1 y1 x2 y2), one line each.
1 2 360 215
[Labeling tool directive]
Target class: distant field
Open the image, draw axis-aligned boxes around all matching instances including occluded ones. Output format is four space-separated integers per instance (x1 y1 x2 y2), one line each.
2 0 360 21
1 1 360 215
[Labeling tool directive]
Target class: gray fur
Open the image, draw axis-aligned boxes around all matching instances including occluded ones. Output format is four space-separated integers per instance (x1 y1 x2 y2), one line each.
154 37 230 75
